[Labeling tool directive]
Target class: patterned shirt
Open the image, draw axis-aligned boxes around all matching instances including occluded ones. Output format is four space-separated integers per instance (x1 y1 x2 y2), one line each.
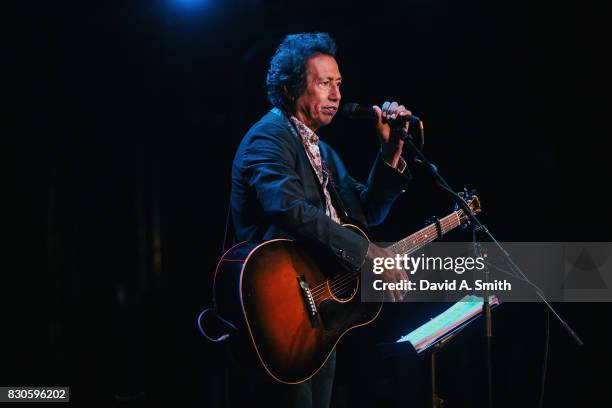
289 115 342 224
270 108 406 225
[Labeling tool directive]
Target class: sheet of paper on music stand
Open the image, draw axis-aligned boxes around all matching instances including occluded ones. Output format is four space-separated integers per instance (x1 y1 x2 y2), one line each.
397 295 499 353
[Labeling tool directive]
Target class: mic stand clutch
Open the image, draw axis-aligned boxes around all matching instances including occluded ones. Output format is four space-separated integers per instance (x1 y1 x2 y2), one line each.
397 127 583 407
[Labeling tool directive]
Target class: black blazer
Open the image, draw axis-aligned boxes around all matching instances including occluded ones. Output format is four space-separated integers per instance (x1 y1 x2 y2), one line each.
231 109 411 271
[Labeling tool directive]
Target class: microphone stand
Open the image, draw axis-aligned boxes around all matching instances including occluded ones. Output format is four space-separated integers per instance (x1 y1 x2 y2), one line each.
473 227 494 407
397 126 583 406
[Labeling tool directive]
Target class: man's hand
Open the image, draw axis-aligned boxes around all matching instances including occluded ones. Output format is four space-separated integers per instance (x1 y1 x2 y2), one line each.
366 243 409 302
373 101 412 168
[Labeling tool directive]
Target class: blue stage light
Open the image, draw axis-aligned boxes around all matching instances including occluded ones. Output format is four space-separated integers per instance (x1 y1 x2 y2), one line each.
170 0 212 10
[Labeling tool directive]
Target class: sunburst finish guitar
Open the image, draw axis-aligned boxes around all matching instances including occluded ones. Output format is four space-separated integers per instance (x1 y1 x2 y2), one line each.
213 195 481 384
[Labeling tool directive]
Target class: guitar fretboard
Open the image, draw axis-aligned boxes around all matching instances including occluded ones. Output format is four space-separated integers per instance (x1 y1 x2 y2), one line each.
388 209 465 256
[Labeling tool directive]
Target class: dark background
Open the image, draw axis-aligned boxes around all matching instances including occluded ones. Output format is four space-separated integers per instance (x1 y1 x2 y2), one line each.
4 0 611 407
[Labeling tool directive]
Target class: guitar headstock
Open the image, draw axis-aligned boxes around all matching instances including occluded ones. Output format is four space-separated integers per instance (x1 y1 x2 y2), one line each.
466 194 481 216
455 188 482 225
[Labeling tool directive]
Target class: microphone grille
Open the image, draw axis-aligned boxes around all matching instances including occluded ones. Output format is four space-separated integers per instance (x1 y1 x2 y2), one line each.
341 103 360 117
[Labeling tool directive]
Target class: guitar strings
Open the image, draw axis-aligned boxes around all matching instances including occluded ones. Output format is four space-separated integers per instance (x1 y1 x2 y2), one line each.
310 205 475 301
310 216 456 299
313 280 356 302
311 273 353 297
312 239 435 301
309 214 460 300
311 240 432 300
313 275 356 300
313 247 447 301
310 214 456 294
314 280 359 302
390 213 459 254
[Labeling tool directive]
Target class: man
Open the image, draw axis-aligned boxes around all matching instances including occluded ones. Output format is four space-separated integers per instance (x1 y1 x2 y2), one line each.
229 32 411 407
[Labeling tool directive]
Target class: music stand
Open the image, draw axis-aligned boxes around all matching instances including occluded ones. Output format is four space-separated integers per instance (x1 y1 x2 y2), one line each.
377 295 500 407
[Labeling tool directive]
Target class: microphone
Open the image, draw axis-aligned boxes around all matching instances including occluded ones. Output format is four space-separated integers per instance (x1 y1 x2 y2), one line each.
342 102 425 154
341 102 421 124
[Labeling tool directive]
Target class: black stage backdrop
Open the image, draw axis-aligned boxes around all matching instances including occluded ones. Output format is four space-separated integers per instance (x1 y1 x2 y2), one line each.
4 0 611 407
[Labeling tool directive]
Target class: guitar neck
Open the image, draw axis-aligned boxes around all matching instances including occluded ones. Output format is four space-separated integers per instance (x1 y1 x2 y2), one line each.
388 210 466 256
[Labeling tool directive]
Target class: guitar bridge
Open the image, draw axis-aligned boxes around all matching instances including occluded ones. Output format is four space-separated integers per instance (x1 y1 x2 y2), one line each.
297 275 319 328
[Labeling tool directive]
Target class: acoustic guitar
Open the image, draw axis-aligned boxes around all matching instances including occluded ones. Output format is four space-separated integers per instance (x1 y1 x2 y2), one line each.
213 195 481 384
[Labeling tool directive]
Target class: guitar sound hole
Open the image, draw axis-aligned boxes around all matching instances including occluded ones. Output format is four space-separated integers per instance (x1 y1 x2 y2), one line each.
329 274 358 301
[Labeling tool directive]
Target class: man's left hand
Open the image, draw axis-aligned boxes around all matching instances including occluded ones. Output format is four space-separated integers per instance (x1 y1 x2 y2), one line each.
373 101 411 168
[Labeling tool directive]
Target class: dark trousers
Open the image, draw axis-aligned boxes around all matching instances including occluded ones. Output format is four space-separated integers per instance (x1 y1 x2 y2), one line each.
228 349 336 408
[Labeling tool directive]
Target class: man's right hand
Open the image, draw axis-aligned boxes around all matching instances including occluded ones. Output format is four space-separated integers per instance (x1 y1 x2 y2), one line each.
366 243 409 302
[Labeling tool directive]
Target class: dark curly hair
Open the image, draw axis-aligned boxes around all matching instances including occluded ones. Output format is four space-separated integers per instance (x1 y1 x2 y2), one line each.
266 32 337 113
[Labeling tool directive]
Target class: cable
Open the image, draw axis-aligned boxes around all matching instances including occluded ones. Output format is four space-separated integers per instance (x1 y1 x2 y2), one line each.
197 192 237 343
197 308 237 343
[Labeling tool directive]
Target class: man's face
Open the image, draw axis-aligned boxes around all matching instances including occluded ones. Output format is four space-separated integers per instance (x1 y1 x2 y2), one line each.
293 54 342 131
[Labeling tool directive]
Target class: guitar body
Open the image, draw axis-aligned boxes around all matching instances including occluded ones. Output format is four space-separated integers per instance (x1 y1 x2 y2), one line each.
213 224 381 384
211 195 481 384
